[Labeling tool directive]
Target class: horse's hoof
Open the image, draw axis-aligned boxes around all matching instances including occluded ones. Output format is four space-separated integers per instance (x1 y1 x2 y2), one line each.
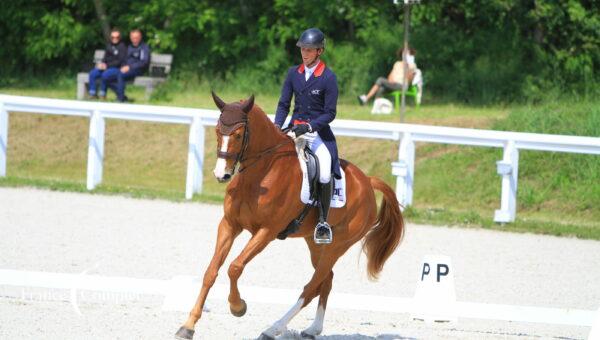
230 298 247 317
256 333 275 340
174 326 195 340
300 331 316 339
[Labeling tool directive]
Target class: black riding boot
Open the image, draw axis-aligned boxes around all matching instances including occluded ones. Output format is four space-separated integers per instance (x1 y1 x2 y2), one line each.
314 179 333 244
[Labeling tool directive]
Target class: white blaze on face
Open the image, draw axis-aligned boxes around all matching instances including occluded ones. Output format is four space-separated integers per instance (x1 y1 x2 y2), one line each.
213 136 229 178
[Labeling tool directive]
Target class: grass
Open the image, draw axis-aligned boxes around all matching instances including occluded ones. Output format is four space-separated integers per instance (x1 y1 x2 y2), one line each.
0 76 507 126
1 77 599 240
403 206 599 240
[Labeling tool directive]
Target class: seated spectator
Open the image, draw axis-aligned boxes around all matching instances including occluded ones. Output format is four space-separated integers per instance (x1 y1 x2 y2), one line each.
87 28 127 99
105 29 150 102
357 47 422 105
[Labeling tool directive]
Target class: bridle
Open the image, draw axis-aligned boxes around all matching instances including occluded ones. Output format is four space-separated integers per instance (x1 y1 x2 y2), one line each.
216 117 250 176
216 116 292 175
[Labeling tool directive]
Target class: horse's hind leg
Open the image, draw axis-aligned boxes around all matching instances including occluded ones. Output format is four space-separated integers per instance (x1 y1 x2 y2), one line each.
258 245 343 340
301 237 334 339
227 227 275 317
175 218 240 339
301 270 333 339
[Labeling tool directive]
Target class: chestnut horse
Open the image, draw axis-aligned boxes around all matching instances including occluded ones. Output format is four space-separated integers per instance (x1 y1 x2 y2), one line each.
175 93 405 340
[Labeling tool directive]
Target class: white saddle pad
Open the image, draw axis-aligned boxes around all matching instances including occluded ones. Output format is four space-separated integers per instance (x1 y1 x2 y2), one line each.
297 153 346 208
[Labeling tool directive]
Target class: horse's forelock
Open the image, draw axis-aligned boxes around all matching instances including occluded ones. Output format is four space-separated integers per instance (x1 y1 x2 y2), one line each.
217 103 247 135
219 101 246 119
217 99 268 135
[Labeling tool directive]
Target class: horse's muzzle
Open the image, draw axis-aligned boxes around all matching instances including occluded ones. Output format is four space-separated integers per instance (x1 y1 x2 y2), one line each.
216 173 232 183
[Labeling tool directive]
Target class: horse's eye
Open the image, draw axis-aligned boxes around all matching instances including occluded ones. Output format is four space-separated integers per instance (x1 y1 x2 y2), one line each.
235 135 242 140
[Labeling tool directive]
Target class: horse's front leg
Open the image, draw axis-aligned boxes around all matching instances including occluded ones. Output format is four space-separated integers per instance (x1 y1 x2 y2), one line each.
175 218 240 340
227 227 276 317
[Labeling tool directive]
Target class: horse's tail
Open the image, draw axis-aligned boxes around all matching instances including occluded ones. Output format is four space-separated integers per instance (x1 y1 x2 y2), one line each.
362 176 405 281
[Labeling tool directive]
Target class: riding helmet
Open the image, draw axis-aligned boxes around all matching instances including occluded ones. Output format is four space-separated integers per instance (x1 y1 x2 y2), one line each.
296 28 325 49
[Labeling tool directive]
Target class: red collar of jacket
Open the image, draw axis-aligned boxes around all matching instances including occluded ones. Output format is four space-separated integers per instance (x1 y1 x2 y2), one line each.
297 61 326 77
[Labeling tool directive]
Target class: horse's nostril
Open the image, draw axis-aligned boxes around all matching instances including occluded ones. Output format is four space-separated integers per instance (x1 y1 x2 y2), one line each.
223 174 231 180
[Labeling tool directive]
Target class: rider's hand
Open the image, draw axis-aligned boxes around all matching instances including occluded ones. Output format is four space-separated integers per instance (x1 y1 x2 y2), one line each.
292 123 311 137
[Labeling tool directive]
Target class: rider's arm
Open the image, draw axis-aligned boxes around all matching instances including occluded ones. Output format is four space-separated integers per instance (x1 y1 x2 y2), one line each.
308 73 338 132
274 68 294 127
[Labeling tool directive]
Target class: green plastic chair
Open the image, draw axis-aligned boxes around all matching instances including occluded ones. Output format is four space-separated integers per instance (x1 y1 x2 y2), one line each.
389 85 419 113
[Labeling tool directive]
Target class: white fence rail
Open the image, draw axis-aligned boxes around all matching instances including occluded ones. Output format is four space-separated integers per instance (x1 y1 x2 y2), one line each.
1 94 599 223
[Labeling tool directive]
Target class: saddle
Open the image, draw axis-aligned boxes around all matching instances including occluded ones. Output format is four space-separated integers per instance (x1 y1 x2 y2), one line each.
277 145 329 240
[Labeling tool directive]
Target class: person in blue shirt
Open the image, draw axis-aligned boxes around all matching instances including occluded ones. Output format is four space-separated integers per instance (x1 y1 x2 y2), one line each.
274 28 341 244
104 29 150 102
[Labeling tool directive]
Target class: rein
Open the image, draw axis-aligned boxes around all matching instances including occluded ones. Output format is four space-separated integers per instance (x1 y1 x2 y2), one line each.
217 117 293 175
238 140 294 173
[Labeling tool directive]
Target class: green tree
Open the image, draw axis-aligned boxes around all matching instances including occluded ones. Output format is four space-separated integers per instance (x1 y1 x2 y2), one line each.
1 0 597 101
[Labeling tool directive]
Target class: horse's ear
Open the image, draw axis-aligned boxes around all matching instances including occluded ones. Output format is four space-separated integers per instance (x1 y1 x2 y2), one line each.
211 91 226 111
241 94 255 114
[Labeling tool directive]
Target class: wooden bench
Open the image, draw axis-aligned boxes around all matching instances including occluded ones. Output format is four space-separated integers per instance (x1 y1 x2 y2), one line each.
77 49 173 100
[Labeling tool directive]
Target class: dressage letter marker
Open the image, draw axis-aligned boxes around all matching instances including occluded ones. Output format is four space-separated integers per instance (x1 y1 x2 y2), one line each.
437 264 449 282
412 254 457 323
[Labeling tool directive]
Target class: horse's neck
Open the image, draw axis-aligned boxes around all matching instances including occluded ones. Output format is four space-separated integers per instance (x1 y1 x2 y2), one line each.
246 109 289 154
235 108 294 181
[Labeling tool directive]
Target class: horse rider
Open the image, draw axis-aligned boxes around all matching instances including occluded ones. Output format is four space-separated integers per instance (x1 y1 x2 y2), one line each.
274 28 342 244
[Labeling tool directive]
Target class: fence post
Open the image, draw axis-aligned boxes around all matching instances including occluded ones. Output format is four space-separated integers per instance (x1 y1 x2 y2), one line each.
86 110 105 190
0 103 7 177
392 132 415 207
494 140 519 223
185 116 205 199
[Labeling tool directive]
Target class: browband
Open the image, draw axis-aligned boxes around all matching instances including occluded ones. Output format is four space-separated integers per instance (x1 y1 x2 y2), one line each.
217 120 246 135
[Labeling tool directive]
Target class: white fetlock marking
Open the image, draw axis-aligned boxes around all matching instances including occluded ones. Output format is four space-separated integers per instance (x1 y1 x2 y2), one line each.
262 298 305 337
303 304 325 336
213 136 229 178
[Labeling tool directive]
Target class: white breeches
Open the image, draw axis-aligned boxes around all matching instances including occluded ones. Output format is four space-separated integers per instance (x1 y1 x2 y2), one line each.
304 132 331 183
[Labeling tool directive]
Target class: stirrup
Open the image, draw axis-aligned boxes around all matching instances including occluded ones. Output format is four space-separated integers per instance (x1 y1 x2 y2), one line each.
314 222 332 244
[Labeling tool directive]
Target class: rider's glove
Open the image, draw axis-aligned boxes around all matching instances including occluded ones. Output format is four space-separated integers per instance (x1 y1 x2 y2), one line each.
292 123 311 137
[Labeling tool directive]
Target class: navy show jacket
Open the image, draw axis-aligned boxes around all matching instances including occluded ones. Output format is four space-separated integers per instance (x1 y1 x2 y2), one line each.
126 42 150 72
275 62 341 179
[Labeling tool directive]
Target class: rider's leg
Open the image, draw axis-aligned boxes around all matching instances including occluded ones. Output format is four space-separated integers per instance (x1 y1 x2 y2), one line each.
311 135 333 243
318 179 332 223
312 139 331 185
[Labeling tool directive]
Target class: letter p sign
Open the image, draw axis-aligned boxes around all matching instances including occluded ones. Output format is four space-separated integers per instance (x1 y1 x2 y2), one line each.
413 254 457 323
420 262 450 282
